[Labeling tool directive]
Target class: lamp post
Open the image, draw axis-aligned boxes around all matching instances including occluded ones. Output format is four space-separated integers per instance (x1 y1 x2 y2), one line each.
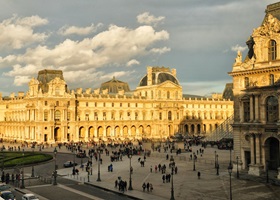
228 163 233 200
53 147 58 185
266 160 269 183
72 146 76 175
170 162 175 200
90 154 93 175
128 151 133 190
236 156 239 179
214 151 217 168
193 152 196 171
21 149 25 189
31 146 35 177
216 154 219 175
97 149 101 182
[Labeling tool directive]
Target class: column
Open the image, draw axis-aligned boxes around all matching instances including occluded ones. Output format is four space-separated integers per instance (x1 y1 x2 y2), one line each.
254 95 259 122
240 100 244 122
255 133 261 164
250 134 255 165
250 95 254 121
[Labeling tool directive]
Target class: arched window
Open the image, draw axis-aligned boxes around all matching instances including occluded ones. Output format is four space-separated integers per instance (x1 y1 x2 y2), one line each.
55 110 61 121
266 96 278 122
268 40 277 61
167 91 170 99
168 111 172 120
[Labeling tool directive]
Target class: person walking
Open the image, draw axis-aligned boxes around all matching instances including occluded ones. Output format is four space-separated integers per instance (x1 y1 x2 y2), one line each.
147 182 150 192
142 182 146 192
197 171 201 179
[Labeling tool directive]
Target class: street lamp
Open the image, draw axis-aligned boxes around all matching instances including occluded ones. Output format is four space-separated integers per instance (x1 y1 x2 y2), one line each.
53 147 58 185
228 162 233 200
31 146 35 177
236 156 239 179
266 160 269 183
128 151 133 190
216 154 219 175
214 151 217 168
90 153 93 175
72 146 76 175
193 153 196 171
97 149 101 182
170 162 175 200
21 149 25 189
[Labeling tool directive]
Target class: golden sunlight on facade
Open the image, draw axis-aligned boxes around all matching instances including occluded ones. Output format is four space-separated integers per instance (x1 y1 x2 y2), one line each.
0 66 233 144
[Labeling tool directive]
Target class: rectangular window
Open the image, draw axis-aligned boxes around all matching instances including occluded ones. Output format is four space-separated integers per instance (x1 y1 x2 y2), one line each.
45 101 48 106
244 101 250 122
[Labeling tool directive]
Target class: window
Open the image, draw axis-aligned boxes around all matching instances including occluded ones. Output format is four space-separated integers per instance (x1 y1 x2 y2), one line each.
45 101 48 106
67 111 70 121
120 103 122 107
268 40 277 61
44 110 48 121
56 101 59 106
112 103 114 107
86 102 88 107
167 91 170 99
266 96 278 122
54 110 61 121
128 103 130 107
159 112 162 120
270 74 274 85
168 111 172 120
243 97 250 122
244 77 249 88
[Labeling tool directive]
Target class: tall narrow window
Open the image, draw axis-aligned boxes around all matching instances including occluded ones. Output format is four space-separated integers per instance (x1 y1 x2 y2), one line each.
268 40 277 61
270 74 274 85
244 77 249 88
55 110 61 121
167 91 170 99
168 111 172 120
266 96 278 122
243 97 250 122
44 110 48 121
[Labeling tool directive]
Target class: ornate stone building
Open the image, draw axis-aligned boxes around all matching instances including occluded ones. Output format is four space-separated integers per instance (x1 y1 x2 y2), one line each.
0 66 233 144
229 2 280 179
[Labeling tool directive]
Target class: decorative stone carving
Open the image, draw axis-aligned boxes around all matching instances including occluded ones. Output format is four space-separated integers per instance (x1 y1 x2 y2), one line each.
253 14 280 36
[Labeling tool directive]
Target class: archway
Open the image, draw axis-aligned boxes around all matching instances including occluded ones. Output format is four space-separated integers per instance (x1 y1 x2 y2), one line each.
88 126 94 139
54 127 61 142
79 127 85 141
265 137 280 170
97 126 103 138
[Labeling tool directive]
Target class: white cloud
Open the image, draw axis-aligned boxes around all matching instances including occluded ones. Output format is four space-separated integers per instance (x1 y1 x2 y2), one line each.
127 59 140 67
137 12 165 26
13 75 31 86
0 15 48 50
15 15 48 27
58 23 103 36
150 47 170 54
0 23 169 86
231 45 247 52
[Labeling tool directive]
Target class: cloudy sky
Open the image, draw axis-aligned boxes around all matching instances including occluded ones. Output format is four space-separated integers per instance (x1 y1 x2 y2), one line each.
0 0 277 96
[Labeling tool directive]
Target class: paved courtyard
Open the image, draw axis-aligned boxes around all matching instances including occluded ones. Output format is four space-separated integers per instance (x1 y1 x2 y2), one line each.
53 143 280 200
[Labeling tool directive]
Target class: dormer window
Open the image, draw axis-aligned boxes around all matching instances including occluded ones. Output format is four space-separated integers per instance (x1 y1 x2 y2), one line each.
268 40 277 61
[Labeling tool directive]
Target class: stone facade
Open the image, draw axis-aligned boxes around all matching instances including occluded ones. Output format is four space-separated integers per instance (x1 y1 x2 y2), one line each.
229 2 280 178
0 66 233 145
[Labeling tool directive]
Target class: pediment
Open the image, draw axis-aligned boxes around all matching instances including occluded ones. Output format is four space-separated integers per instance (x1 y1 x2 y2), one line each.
156 81 181 89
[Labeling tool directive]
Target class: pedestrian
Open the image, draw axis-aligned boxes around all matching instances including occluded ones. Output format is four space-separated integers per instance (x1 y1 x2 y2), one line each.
166 154 169 160
150 165 152 173
115 180 118 188
162 174 166 183
155 165 158 173
175 166 178 174
150 183 153 192
147 182 150 192
142 182 146 191
197 171 201 179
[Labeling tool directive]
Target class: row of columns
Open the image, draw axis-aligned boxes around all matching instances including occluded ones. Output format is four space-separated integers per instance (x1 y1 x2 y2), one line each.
240 94 260 122
249 133 262 165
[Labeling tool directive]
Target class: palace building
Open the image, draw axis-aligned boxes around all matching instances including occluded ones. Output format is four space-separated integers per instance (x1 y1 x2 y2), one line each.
229 2 280 179
0 66 233 145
